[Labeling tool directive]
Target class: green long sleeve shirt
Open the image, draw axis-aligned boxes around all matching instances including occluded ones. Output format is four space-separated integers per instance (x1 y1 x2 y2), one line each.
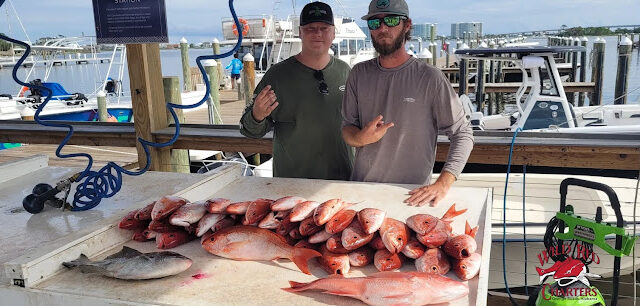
240 56 352 180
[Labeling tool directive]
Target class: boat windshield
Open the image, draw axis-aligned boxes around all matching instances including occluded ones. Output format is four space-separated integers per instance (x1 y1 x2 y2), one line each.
539 59 560 97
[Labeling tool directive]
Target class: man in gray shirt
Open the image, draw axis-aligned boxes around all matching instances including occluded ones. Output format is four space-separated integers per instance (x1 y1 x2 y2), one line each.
342 0 474 206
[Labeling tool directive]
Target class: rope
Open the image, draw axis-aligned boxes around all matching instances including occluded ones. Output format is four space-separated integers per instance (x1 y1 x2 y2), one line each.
502 127 521 306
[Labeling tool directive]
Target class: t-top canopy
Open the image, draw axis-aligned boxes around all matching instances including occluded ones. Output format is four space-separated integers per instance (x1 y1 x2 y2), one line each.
454 46 586 58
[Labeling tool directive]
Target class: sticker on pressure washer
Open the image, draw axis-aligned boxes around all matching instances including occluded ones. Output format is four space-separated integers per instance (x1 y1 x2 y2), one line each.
92 0 169 44
573 225 596 241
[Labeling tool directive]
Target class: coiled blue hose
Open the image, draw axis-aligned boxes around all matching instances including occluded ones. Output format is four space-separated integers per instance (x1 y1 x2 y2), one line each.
503 127 522 305
0 0 244 211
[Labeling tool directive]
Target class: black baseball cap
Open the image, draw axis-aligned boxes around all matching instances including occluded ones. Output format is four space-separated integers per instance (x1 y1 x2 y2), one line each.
300 2 334 26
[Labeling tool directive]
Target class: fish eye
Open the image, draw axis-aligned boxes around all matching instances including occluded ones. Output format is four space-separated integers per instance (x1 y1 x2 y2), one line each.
353 236 357 239
209 237 215 241
431 266 437 271
462 265 467 269
397 238 402 241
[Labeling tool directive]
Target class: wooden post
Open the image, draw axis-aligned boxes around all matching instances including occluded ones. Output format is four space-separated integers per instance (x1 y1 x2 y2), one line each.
430 24 437 66
475 59 485 112
243 53 256 107
126 43 171 171
162 76 190 173
203 60 222 124
488 40 497 115
590 38 606 106
20 107 35 121
578 37 588 106
568 38 578 105
180 38 191 92
97 90 108 122
614 37 633 104
458 59 468 96
445 41 450 67
212 38 224 89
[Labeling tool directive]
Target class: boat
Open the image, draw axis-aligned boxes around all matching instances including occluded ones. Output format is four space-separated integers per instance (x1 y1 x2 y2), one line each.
219 14 371 72
455 46 640 133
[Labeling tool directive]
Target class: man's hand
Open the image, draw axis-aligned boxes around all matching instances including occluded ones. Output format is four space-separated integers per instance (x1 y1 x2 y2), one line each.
404 171 456 206
251 85 279 122
359 115 394 145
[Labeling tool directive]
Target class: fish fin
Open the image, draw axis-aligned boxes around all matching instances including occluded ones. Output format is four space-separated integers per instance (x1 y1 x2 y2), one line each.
62 254 90 268
106 246 143 259
442 203 467 221
383 293 412 299
291 247 322 275
323 289 359 297
469 226 478 238
282 280 311 292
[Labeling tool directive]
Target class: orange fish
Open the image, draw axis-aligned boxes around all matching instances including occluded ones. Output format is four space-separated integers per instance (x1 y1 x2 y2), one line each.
119 209 146 230
271 196 306 211
374 249 405 272
156 231 193 249
148 220 182 233
325 209 356 234
416 220 451 248
289 227 304 240
379 218 409 254
226 201 252 215
406 203 466 235
134 202 155 221
299 216 323 236
151 196 187 220
206 198 231 213
294 240 318 250
132 229 148 242
415 248 451 275
276 217 298 237
142 229 157 240
308 229 333 244
357 208 386 234
169 201 208 227
401 237 426 259
289 200 320 222
258 212 280 229
368 233 386 250
341 220 375 251
201 225 321 274
283 271 470 305
452 252 482 281
318 245 350 275
195 213 226 237
326 234 351 254
443 221 478 259
314 199 350 226
348 246 374 267
243 199 273 225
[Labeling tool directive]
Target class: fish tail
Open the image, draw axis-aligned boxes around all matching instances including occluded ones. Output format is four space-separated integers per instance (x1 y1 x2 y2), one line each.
282 280 312 292
442 203 467 220
465 221 479 237
62 254 90 268
291 247 322 275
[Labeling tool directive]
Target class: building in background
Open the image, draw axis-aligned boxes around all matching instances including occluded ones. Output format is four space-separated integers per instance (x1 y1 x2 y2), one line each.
411 23 437 41
451 22 482 39
359 26 371 41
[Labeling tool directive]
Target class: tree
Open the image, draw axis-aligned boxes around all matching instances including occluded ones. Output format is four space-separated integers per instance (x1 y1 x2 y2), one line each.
0 33 11 51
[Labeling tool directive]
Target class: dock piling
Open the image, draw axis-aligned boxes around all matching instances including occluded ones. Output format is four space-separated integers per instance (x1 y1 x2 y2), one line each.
578 37 588 106
180 38 191 92
203 60 222 124
569 38 579 105
242 53 256 107
213 38 224 89
97 90 108 122
614 36 633 104
162 76 190 173
590 38 606 105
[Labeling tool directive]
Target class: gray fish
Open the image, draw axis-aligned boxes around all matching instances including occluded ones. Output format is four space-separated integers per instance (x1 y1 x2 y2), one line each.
62 246 192 280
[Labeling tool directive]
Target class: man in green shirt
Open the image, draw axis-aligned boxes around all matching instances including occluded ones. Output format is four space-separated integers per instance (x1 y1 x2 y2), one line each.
239 1 352 180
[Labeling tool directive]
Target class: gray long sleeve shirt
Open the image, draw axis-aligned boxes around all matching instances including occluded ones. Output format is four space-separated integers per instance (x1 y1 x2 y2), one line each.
342 57 474 185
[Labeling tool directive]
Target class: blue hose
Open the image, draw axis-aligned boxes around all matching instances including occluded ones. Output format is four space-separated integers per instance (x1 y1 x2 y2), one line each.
0 0 244 211
503 127 522 305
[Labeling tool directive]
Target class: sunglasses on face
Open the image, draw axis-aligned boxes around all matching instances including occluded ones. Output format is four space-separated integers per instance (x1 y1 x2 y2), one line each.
367 15 407 30
314 70 329 95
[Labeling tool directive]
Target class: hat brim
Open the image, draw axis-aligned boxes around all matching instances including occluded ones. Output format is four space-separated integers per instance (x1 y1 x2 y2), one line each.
361 12 407 20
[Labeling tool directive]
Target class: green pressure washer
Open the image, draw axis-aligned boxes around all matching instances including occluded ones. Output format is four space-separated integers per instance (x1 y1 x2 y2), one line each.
530 178 637 306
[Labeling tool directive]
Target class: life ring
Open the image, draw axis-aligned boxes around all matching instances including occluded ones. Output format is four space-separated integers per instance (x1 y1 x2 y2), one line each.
18 86 29 97
232 18 250 37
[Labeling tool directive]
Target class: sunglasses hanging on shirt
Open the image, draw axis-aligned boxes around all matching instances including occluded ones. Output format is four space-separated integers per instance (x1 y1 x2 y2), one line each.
314 70 329 95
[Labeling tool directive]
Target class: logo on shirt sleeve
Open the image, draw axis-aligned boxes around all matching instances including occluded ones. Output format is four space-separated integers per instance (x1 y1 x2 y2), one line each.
403 97 416 103
339 85 346 92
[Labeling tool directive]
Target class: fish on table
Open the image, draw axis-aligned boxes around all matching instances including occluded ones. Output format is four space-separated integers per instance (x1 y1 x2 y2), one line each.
62 246 192 280
283 271 469 305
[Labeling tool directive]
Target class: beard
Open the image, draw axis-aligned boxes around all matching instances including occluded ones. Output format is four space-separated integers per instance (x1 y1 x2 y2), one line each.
372 31 406 56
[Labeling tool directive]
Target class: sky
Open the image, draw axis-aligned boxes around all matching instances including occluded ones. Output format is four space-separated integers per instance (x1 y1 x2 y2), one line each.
1 0 639 44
